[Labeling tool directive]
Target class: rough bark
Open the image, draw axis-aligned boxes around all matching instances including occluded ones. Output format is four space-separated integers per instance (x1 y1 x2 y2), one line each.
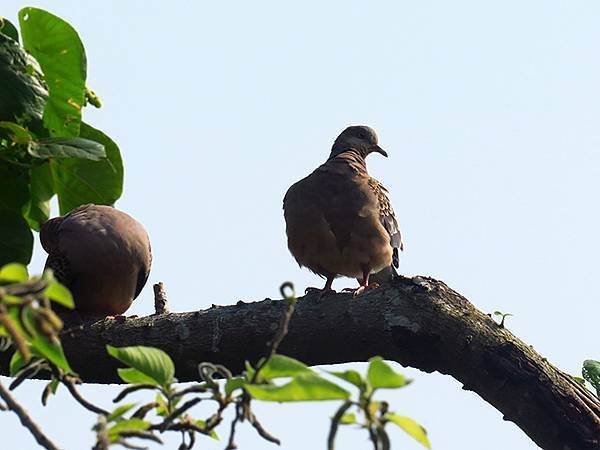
0 276 598 449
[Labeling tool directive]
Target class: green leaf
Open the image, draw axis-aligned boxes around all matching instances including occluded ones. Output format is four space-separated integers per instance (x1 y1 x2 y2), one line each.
155 394 169 417
0 33 48 122
30 333 73 373
367 357 409 390
19 7 86 137
244 360 256 380
195 419 220 440
0 262 28 282
259 354 313 380
116 368 159 385
51 122 123 214
107 418 150 440
583 359 600 396
0 121 33 144
225 376 246 396
245 373 349 402
386 414 431 449
107 346 175 387
0 209 33 265
0 17 19 41
43 280 74 308
328 369 365 389
9 351 26 376
339 412 356 425
107 403 137 422
0 162 30 212
28 137 105 160
23 161 54 231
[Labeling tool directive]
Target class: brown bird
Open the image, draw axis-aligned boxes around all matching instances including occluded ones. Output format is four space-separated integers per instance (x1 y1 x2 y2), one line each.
40 204 152 316
283 125 402 296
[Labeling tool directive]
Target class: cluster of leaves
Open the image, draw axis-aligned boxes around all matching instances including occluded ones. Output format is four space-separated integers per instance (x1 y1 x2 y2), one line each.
0 262 80 406
87 285 430 450
1 274 431 450
0 9 123 266
582 360 600 397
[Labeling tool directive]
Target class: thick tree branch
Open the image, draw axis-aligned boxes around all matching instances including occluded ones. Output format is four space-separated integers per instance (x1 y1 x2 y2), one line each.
1 276 598 449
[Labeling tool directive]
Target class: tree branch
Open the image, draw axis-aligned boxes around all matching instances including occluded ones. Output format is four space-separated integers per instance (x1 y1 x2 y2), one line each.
1 275 598 449
0 379 60 450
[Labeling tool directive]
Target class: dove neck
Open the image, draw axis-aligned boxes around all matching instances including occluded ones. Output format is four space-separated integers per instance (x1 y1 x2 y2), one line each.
327 147 367 163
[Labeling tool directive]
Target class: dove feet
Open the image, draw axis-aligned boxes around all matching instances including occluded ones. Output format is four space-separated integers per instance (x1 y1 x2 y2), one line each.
343 282 380 297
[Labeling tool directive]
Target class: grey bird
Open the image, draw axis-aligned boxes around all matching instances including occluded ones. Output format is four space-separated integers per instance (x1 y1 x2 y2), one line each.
283 125 403 296
40 204 152 316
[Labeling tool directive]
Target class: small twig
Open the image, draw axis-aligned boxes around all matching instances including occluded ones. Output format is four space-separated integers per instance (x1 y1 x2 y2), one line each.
113 384 159 403
251 282 296 384
153 282 169 315
327 400 353 450
61 377 109 415
119 430 163 444
0 379 60 450
226 403 242 450
248 410 280 445
132 402 159 419
0 308 30 362
158 398 202 432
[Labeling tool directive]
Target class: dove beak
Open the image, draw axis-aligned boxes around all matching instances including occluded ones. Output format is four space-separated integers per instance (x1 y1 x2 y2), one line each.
370 144 388 157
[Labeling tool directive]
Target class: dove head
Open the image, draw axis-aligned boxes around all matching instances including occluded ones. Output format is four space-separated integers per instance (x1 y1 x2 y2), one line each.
329 125 387 160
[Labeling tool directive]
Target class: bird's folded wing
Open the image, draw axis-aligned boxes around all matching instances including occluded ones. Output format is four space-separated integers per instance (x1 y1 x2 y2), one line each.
368 178 403 267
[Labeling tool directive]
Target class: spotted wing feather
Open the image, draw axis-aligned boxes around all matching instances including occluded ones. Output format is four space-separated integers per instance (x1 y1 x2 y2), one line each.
368 178 403 268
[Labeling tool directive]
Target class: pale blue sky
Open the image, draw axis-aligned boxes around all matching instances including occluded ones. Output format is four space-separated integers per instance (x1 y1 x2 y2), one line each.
2 1 599 449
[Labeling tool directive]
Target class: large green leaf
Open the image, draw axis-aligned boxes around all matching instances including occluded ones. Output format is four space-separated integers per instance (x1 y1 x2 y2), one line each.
51 122 123 214
107 346 175 387
0 17 19 41
386 414 431 449
258 354 314 380
367 357 409 390
29 137 105 160
245 373 349 402
0 209 33 265
19 7 86 137
0 162 29 212
23 161 54 231
0 33 48 122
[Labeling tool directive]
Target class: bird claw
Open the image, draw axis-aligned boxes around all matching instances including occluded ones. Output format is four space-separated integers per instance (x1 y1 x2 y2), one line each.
106 314 128 322
343 283 380 297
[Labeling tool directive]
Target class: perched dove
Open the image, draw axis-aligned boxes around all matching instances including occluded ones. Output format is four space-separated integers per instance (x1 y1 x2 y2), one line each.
40 204 152 316
283 125 402 296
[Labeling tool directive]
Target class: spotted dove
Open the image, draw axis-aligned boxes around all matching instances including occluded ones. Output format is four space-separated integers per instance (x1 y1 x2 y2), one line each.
283 125 402 296
40 204 152 315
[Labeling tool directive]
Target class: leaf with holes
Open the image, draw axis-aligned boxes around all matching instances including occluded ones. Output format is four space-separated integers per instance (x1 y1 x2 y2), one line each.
19 7 86 137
